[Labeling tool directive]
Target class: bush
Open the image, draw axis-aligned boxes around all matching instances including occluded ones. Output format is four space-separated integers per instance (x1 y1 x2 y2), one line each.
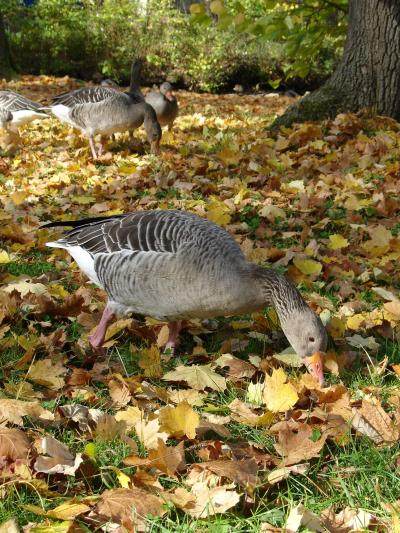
5 0 339 92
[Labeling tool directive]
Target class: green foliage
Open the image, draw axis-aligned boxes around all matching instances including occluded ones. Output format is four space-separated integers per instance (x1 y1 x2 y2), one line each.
191 0 348 82
3 0 342 91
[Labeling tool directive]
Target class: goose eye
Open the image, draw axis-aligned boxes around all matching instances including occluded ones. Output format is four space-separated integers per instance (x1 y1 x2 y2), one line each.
309 336 315 342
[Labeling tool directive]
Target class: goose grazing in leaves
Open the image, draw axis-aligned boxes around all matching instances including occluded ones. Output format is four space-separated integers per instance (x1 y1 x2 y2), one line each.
0 90 48 129
42 210 328 384
51 60 161 158
145 82 178 131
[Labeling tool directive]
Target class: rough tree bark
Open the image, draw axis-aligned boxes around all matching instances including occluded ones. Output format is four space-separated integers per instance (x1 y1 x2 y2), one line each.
0 14 16 80
272 0 400 129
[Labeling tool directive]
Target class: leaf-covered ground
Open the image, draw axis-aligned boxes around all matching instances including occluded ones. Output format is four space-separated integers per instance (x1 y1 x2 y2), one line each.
0 75 400 532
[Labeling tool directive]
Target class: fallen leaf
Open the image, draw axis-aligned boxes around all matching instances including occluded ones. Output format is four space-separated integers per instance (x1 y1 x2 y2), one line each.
185 484 241 518
293 257 322 276
0 399 53 426
274 424 327 466
96 488 165 527
27 358 67 390
0 428 30 461
286 504 324 532
134 418 168 450
139 344 163 377
263 368 299 413
163 364 227 391
34 436 83 475
159 401 200 439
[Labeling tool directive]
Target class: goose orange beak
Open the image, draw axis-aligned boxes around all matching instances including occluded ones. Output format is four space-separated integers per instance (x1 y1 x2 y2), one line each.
165 91 174 101
304 351 325 386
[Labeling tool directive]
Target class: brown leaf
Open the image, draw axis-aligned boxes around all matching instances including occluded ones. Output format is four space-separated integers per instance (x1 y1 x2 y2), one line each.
96 488 166 527
0 428 30 461
274 424 327 466
147 439 186 477
0 399 53 426
352 399 399 444
26 358 67 390
93 414 127 441
34 435 83 475
107 377 132 408
194 458 258 489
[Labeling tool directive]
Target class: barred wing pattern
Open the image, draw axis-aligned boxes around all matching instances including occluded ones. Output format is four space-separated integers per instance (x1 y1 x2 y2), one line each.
45 210 250 320
0 91 44 112
52 86 121 106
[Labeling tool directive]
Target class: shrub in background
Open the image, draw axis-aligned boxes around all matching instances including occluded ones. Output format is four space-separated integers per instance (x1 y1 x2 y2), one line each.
6 0 339 92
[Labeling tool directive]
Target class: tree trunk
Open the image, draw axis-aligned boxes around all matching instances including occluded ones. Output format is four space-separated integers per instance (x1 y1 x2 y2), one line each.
0 14 16 80
272 0 400 130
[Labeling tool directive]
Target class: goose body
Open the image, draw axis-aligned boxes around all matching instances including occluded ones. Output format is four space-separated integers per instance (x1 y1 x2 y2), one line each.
145 82 178 130
0 90 47 129
50 60 159 158
43 210 327 383
51 93 161 158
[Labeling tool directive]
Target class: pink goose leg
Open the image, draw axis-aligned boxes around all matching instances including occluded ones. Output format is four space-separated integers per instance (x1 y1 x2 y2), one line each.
89 136 98 160
88 306 115 354
164 320 182 353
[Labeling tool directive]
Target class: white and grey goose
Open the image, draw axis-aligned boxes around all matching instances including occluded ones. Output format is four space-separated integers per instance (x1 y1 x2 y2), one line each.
42 210 327 384
145 82 178 131
0 90 48 130
50 60 161 159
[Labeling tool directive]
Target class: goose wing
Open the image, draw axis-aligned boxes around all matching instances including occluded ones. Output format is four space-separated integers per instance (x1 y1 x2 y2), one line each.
0 91 44 112
42 210 206 255
52 86 119 107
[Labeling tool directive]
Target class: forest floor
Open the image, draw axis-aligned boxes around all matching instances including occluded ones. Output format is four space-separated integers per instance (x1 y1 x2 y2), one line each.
0 75 400 532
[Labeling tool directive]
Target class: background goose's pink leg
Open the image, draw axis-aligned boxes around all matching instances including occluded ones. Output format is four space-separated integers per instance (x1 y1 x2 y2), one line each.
89 306 115 354
164 320 182 353
89 136 98 159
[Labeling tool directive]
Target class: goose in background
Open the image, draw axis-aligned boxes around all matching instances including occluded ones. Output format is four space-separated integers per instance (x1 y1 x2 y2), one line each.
50 60 161 159
42 210 327 385
0 90 48 130
145 82 178 131
52 59 144 107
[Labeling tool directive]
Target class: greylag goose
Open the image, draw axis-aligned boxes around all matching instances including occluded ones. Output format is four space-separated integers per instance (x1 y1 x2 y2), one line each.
145 82 178 130
0 90 47 129
50 60 160 158
42 210 327 384
52 59 144 107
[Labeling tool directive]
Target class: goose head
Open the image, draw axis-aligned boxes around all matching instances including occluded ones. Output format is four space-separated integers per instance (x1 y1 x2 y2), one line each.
160 82 175 102
143 104 162 154
254 266 328 385
279 307 327 385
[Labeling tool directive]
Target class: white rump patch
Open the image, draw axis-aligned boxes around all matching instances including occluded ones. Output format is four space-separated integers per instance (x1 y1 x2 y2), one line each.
11 110 46 127
50 105 75 127
46 242 100 286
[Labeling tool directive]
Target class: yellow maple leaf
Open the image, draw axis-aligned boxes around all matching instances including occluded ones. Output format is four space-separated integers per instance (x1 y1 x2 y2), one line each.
138 345 162 378
328 234 349 250
262 368 299 412
10 191 28 205
159 401 200 439
206 198 232 226
293 257 322 276
0 250 10 264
